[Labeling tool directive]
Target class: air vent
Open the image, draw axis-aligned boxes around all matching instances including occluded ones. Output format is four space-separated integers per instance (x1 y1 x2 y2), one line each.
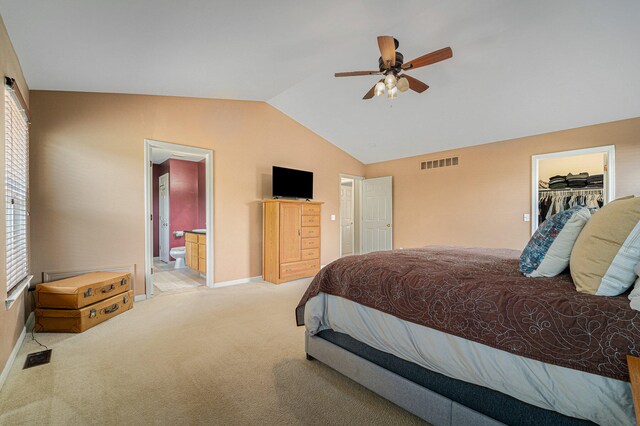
420 156 459 170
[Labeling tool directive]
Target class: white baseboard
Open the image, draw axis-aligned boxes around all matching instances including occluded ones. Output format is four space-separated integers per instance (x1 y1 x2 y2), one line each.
214 275 263 288
0 312 34 392
134 294 147 302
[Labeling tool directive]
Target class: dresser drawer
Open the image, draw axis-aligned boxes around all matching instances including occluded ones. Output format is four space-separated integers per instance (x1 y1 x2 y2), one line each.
198 234 206 244
301 237 320 249
302 204 321 215
280 259 320 280
301 248 319 260
185 233 198 243
301 227 320 238
302 215 320 227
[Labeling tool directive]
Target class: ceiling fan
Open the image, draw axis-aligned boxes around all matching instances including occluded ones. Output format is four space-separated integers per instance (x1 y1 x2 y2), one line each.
335 36 453 100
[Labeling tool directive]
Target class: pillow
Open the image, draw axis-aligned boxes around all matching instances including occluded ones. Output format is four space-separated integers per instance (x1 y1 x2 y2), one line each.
520 206 591 277
628 262 640 311
571 196 640 295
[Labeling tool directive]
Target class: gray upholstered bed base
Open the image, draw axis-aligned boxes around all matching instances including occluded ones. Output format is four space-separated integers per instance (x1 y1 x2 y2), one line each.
305 331 504 426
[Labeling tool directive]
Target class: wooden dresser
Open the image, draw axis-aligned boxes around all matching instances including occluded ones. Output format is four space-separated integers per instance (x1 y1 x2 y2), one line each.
262 199 322 284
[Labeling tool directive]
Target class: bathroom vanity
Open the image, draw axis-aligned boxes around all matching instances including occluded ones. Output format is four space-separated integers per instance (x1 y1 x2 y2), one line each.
185 230 206 274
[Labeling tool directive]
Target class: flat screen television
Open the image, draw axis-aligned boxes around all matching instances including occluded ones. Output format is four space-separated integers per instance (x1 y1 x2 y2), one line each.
272 166 313 200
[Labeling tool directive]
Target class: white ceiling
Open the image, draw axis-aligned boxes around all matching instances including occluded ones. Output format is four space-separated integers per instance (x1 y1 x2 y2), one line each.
2 0 640 164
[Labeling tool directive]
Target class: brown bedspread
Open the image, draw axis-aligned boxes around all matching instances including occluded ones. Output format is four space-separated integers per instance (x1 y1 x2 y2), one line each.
296 246 640 381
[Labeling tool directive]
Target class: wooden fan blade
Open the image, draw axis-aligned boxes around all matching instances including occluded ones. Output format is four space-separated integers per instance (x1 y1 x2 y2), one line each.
403 75 429 93
335 71 382 77
377 35 396 68
363 79 384 100
402 47 453 71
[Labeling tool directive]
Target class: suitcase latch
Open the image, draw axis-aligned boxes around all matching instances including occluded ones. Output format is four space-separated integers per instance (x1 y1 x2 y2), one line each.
89 309 97 318
84 288 93 298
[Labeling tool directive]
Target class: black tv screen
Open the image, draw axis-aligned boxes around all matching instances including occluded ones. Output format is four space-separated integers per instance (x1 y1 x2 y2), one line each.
272 166 313 199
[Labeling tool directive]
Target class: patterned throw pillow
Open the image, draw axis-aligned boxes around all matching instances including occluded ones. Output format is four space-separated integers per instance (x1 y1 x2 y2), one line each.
571 196 640 295
520 206 591 277
628 262 640 311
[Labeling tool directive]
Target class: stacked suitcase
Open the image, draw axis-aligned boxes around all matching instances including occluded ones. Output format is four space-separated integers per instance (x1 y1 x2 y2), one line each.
35 271 133 333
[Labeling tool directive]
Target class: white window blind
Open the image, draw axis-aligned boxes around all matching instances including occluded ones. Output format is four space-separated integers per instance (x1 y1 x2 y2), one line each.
5 82 29 293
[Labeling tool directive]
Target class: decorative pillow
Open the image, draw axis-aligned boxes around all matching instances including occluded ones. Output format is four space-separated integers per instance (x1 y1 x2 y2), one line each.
570 196 640 295
628 262 640 311
520 206 591 277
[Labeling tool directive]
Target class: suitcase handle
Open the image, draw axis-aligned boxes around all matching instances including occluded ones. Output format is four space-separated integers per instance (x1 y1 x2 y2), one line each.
102 303 120 314
100 284 116 294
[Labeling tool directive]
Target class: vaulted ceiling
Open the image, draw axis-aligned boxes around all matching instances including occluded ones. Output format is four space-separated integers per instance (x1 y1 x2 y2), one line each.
2 0 639 163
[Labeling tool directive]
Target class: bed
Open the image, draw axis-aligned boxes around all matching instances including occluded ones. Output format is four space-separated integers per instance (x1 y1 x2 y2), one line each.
295 247 640 426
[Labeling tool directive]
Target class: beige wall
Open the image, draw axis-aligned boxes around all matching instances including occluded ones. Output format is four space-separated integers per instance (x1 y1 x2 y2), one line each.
0 15 30 379
29 91 365 295
366 118 640 251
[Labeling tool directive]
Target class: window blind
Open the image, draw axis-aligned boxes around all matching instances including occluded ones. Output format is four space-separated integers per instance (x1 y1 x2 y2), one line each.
5 81 29 293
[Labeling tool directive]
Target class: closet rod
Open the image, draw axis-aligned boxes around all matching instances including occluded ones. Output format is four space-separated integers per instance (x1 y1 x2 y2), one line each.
539 188 603 192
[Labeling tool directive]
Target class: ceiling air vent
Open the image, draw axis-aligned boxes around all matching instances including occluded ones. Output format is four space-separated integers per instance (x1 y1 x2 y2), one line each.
420 156 459 170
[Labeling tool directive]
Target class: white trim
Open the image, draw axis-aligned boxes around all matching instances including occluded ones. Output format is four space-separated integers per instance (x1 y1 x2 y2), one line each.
531 145 616 235
339 174 364 257
0 312 34 392
213 275 263 288
134 294 147 302
144 139 215 300
5 275 33 310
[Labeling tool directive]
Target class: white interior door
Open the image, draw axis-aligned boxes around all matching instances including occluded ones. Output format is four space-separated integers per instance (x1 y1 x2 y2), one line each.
340 182 355 256
159 173 170 263
362 176 392 253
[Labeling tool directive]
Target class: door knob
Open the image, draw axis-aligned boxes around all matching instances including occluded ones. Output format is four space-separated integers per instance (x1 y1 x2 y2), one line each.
386 224 391 227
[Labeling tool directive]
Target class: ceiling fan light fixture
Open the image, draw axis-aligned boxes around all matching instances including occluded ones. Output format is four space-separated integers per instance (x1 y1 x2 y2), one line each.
387 86 398 100
384 74 396 90
374 81 385 97
397 77 409 93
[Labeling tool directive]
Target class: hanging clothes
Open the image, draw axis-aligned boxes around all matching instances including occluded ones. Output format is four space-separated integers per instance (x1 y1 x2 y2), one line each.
538 188 604 225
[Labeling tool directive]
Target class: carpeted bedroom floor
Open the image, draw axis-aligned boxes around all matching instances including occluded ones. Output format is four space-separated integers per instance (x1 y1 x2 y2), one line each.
0 278 424 425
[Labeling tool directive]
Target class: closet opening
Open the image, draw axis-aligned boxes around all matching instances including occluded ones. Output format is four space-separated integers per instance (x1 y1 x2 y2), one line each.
144 140 214 299
339 174 363 257
531 146 615 235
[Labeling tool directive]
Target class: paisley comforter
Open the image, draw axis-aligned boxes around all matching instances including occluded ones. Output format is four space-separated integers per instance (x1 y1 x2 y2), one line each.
296 246 640 381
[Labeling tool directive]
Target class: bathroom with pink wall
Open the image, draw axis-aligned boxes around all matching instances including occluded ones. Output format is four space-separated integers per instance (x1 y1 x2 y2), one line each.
152 159 206 261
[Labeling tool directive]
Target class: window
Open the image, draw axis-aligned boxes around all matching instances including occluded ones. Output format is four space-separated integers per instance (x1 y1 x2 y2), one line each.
4 78 29 294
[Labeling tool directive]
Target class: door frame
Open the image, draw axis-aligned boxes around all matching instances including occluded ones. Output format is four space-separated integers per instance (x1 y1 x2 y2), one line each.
158 173 170 263
144 139 215 299
531 145 615 235
339 174 364 257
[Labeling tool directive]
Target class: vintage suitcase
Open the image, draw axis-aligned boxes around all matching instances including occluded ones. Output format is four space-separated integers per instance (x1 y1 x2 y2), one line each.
35 290 134 333
36 271 131 309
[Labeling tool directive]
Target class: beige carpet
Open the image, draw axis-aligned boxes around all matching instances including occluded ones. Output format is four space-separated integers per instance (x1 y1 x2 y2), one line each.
0 278 424 425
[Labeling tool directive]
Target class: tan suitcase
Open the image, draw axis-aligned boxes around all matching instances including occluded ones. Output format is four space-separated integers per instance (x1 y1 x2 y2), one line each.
36 271 131 309
35 290 133 333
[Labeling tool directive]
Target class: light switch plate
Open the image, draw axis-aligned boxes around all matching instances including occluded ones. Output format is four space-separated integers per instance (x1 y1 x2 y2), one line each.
330 214 336 221
523 213 531 222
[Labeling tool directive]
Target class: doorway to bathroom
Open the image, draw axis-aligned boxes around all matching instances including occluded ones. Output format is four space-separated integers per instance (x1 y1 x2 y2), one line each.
339 174 363 257
144 140 214 299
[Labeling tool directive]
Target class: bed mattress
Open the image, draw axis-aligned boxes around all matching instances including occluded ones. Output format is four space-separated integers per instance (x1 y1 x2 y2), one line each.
304 292 635 426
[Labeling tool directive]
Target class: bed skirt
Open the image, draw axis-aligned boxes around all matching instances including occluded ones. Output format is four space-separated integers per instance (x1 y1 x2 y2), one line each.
307 330 594 426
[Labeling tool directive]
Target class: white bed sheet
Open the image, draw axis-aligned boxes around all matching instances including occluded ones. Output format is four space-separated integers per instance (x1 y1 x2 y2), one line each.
304 292 635 426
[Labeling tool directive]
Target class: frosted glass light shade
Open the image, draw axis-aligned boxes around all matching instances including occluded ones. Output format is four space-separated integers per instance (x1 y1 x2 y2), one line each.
397 77 409 92
384 74 396 90
374 82 385 97
387 86 398 100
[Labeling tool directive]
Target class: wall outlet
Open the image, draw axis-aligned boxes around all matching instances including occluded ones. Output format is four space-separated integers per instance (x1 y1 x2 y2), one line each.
330 214 336 221
523 213 531 222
